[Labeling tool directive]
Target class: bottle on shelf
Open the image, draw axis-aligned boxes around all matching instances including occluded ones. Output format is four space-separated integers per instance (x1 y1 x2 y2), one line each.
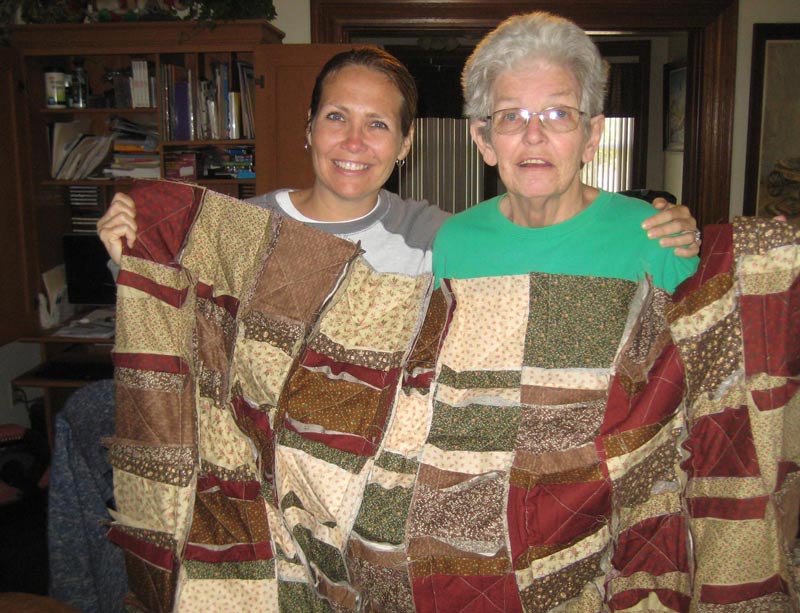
72 59 88 109
44 68 67 109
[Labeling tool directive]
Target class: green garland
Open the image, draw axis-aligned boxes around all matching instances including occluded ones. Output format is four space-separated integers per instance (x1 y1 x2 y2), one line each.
187 0 277 22
3 1 276 25
0 0 277 43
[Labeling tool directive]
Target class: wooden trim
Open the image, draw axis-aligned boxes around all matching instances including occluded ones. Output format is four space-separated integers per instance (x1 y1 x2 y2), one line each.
311 0 736 42
10 20 284 55
597 40 650 190
0 48 38 342
311 0 738 227
683 0 738 227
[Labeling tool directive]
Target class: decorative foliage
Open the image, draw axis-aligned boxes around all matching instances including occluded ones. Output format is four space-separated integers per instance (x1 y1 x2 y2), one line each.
19 0 89 24
2 0 276 25
1 0 276 45
187 0 276 22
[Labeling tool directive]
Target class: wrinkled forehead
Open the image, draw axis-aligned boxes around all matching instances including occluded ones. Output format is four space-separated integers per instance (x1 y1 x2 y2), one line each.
489 58 583 105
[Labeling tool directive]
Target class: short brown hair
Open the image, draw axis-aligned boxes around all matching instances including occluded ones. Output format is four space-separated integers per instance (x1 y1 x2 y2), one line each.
308 46 418 137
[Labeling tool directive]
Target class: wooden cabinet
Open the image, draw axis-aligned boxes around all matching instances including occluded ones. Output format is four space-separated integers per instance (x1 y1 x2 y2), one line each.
6 20 353 343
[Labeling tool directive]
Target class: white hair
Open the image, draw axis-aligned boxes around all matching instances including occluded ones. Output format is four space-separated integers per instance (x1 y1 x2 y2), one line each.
462 11 608 124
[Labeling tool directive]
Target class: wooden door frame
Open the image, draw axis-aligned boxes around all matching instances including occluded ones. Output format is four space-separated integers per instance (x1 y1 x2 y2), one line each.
0 47 38 342
311 0 739 228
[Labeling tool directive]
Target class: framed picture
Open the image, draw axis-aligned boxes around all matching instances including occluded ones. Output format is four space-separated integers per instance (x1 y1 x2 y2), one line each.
743 24 800 218
663 61 686 152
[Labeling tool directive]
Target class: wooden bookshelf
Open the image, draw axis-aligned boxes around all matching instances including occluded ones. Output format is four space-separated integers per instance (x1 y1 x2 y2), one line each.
3 23 355 421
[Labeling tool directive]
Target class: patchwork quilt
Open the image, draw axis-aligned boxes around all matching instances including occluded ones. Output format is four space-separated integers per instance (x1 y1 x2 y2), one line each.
108 180 800 612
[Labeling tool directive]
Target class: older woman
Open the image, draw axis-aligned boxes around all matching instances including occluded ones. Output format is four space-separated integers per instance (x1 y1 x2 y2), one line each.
418 11 702 612
433 13 698 292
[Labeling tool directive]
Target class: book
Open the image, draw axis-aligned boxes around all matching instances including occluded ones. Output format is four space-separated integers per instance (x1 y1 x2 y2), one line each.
165 151 197 181
173 80 192 141
187 68 196 140
228 92 241 139
237 61 255 138
57 134 115 180
50 120 90 178
71 134 115 180
130 59 150 108
215 62 230 139
103 166 161 179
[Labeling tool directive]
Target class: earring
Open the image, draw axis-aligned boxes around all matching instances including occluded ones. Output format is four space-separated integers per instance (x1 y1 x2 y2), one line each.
395 158 406 168
304 142 310 151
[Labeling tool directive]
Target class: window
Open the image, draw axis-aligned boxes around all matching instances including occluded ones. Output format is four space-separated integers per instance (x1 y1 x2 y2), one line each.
581 117 635 191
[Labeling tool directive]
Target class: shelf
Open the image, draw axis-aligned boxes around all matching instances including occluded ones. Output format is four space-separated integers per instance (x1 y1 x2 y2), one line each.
40 107 159 115
164 139 255 147
40 178 256 187
13 341 113 388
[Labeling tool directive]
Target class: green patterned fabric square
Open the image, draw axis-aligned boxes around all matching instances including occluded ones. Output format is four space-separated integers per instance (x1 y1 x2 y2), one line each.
293 525 349 583
524 274 636 369
278 580 338 613
277 429 370 474
437 365 521 389
353 483 414 545
429 401 522 451
183 558 274 580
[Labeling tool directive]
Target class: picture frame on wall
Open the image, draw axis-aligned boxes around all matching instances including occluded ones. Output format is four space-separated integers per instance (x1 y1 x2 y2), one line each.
663 61 686 152
743 23 800 218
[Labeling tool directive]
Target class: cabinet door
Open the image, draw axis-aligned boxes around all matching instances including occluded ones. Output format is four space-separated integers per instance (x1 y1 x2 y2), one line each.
255 44 353 193
0 48 38 344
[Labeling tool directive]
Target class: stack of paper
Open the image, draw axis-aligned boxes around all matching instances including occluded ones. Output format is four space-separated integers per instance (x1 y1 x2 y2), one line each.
51 121 116 180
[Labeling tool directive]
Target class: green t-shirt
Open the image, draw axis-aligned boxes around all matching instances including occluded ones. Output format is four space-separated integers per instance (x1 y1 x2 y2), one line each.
432 191 698 293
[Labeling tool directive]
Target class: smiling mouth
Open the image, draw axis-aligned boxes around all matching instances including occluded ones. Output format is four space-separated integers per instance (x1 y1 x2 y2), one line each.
520 158 549 166
334 160 370 171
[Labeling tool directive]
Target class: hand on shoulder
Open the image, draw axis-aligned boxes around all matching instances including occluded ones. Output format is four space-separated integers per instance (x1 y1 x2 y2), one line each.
642 198 700 258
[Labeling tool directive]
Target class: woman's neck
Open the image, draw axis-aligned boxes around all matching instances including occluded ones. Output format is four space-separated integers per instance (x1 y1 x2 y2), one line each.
289 187 380 222
501 184 598 228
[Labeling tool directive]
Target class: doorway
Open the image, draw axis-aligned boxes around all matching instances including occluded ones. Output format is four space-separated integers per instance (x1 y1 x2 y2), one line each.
311 0 738 227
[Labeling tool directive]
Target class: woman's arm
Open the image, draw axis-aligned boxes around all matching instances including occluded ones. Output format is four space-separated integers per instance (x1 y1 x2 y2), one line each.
96 192 138 266
644 198 700 258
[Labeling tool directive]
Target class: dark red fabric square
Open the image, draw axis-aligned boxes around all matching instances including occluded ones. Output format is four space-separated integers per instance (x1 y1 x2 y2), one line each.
412 573 522 613
687 495 768 520
507 478 611 559
682 406 760 478
740 285 800 377
672 224 733 300
700 574 789 605
604 343 685 436
612 513 688 576
125 179 203 265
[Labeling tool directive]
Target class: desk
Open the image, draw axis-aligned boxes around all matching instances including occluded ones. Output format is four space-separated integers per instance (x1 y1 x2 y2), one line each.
13 327 114 449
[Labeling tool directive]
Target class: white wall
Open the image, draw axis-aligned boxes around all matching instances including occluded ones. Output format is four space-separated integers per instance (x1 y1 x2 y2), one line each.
730 0 800 217
646 37 668 191
0 343 44 427
272 0 311 43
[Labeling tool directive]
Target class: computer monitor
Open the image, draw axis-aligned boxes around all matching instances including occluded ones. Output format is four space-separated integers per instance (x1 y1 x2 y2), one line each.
62 234 116 306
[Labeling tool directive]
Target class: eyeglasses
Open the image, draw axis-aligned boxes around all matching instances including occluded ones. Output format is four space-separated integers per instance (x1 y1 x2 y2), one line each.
486 106 586 135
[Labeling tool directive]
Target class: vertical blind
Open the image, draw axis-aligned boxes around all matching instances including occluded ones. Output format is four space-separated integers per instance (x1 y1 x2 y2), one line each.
581 117 635 192
397 118 484 214
398 116 634 211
